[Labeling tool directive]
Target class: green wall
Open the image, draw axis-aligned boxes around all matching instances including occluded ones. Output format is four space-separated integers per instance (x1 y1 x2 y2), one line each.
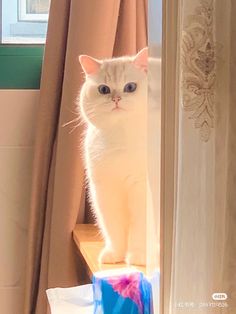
0 45 44 89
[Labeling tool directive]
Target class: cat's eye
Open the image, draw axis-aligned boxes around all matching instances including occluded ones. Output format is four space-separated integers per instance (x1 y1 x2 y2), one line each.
123 82 137 93
98 85 111 94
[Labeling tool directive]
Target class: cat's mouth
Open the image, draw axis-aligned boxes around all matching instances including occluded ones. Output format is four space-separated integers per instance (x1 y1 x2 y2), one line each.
111 106 126 112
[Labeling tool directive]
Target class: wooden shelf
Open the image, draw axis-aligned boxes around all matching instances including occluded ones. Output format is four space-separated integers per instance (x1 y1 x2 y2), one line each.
73 224 145 278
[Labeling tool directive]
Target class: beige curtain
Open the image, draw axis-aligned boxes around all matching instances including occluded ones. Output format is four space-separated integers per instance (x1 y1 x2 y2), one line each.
162 0 236 313
23 1 147 313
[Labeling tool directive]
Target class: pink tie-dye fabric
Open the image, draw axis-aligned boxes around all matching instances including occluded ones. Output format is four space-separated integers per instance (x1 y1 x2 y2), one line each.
108 273 143 312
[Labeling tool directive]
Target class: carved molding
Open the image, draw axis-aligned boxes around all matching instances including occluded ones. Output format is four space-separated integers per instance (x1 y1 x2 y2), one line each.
181 0 216 142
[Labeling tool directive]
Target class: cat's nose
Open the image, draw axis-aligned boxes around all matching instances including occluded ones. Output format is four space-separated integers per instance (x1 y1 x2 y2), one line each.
112 95 121 103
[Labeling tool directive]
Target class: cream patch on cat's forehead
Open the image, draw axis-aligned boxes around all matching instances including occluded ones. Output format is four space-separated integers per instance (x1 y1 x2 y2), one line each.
100 58 136 83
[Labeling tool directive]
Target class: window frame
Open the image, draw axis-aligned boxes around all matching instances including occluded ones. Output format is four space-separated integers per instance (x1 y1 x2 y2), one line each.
19 0 49 22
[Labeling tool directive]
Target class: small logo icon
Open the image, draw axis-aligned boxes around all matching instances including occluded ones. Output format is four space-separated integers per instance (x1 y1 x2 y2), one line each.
212 293 228 301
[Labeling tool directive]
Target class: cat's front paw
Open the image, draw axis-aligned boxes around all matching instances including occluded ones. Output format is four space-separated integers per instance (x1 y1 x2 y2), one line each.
126 249 146 266
99 247 125 264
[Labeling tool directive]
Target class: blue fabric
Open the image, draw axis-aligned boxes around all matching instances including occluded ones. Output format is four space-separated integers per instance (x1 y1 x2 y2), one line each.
93 270 153 314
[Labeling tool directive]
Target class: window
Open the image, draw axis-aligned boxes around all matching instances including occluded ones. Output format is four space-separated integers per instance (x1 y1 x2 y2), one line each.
1 0 50 44
0 0 49 88
19 0 49 22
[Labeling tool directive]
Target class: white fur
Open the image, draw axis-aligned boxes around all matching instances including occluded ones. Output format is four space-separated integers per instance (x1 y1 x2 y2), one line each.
79 55 147 265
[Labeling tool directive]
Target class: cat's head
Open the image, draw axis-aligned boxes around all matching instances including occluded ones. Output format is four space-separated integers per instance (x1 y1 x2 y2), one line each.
79 48 147 128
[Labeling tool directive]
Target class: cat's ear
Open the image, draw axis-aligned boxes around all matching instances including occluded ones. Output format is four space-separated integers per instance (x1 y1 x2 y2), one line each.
79 55 101 75
133 47 148 72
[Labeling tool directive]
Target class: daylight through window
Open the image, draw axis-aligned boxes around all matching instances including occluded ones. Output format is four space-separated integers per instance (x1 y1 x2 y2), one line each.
1 0 50 43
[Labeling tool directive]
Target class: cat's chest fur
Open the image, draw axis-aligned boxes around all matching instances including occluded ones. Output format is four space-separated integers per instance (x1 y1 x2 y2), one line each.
84 122 146 179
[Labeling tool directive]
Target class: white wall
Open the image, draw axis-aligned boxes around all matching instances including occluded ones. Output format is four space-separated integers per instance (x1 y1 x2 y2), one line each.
0 90 39 313
149 0 162 48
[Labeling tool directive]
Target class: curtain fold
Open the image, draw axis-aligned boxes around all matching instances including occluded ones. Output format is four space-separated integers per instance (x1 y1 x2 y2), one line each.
24 1 72 313
24 1 147 313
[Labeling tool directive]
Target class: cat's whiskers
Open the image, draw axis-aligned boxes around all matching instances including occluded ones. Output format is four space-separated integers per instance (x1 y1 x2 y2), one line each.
68 122 83 134
62 116 80 127
85 109 101 120
63 117 85 133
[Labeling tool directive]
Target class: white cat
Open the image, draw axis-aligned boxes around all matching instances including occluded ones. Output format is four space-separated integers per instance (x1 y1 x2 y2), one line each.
79 48 147 266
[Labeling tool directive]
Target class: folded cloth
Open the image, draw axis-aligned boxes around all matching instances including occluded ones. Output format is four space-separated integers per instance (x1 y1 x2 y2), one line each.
46 270 159 314
93 268 153 314
46 284 94 314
